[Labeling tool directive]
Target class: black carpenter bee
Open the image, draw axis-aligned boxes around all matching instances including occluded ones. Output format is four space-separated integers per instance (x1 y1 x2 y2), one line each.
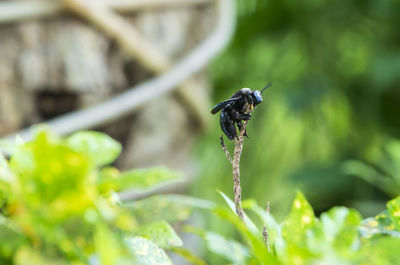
211 83 272 140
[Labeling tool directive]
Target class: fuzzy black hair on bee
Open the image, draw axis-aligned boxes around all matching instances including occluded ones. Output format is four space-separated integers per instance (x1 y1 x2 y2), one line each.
211 83 272 140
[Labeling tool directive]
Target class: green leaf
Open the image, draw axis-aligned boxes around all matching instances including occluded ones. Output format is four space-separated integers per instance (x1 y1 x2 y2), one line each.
67 131 121 167
10 131 93 219
127 236 173 265
102 167 182 192
311 207 362 253
133 221 182 249
387 196 400 230
361 211 400 238
282 192 316 246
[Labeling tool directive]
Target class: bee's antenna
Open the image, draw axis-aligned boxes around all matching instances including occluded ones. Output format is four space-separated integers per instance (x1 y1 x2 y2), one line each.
261 82 272 93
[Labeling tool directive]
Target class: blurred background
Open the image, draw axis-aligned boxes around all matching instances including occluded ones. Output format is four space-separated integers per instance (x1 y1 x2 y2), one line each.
1 0 400 262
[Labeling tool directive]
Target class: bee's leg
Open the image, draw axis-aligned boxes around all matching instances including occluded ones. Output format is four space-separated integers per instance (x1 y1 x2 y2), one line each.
237 122 249 138
232 109 251 120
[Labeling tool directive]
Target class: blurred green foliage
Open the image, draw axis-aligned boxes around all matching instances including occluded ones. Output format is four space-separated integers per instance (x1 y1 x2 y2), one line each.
192 191 400 265
2 131 400 265
0 130 188 264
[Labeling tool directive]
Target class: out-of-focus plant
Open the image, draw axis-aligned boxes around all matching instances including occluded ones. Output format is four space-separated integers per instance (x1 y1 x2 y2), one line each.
2 130 400 264
185 191 400 265
0 130 195 265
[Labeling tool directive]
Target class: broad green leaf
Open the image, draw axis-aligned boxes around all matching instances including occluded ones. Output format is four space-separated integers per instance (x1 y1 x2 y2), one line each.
185 226 248 265
282 192 316 246
387 196 400 230
10 131 93 219
127 236 173 265
67 131 121 167
311 207 362 254
101 167 182 192
361 211 400 238
133 221 182 249
125 194 214 225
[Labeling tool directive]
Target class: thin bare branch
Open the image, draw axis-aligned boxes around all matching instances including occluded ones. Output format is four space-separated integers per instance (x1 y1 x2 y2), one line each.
219 120 247 223
232 120 247 222
220 136 233 164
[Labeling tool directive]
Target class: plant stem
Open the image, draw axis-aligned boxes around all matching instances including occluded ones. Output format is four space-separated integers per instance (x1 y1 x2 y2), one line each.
220 120 248 223
220 136 233 164
232 121 247 222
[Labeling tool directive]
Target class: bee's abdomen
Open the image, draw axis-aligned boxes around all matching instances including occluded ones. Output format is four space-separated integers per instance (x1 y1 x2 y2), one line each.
220 111 236 140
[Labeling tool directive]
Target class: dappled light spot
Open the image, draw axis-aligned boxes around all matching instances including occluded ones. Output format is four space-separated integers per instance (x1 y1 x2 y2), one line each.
294 199 302 209
301 215 312 224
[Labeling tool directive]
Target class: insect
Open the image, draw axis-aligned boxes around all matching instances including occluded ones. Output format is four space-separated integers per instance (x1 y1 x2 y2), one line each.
211 83 272 140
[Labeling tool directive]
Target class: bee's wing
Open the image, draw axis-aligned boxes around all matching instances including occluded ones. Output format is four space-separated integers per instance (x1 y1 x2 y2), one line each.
210 97 239 114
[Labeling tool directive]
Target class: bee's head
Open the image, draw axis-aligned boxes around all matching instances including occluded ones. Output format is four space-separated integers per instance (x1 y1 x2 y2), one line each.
251 90 263 106
252 82 272 106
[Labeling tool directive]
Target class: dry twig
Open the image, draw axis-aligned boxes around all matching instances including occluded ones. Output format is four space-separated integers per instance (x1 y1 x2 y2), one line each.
220 120 248 222
220 136 233 163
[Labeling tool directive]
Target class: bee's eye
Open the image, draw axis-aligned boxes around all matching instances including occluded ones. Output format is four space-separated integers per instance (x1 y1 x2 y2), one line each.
253 91 263 104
